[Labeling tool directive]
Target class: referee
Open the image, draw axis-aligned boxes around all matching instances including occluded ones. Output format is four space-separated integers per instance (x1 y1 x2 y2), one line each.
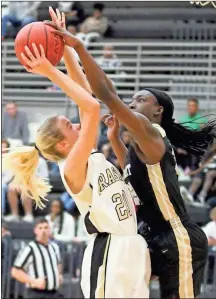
11 218 64 298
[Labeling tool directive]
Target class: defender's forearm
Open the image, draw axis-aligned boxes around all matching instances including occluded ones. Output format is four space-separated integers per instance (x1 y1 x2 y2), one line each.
75 45 117 104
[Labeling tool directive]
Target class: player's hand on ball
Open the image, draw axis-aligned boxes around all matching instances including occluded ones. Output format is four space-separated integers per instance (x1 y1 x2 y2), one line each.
49 6 66 30
101 114 120 141
44 20 83 50
21 43 53 76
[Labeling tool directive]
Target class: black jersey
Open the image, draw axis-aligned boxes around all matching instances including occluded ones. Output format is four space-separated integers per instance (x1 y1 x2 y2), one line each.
124 124 188 235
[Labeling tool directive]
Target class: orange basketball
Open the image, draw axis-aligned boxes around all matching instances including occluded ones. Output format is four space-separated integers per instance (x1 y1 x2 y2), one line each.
15 22 64 66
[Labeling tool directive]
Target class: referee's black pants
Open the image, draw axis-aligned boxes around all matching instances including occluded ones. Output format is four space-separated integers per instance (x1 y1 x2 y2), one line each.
25 288 64 298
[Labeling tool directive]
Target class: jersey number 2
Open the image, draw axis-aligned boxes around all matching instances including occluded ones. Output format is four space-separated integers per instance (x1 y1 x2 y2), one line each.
112 191 132 221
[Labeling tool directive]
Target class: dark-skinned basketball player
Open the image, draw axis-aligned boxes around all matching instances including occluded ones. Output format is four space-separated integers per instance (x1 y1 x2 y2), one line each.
48 21 216 299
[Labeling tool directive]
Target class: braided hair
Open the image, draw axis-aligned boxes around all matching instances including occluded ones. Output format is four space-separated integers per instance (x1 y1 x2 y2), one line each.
144 88 216 158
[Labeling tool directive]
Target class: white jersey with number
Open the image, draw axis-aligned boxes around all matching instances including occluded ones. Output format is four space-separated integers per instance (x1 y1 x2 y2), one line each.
58 151 151 298
58 151 137 236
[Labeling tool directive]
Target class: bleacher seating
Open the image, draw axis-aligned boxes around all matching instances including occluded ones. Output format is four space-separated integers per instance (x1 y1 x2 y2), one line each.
2 40 216 123
81 1 216 39
2 1 216 39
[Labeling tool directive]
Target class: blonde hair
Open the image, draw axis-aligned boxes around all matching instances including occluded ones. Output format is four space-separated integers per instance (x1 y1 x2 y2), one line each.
2 116 65 209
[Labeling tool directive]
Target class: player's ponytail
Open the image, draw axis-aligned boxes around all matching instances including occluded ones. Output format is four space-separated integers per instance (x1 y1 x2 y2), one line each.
162 118 216 157
2 146 51 209
144 88 216 158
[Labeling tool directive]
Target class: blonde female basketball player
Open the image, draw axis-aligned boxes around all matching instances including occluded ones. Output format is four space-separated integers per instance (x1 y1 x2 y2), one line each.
3 10 151 299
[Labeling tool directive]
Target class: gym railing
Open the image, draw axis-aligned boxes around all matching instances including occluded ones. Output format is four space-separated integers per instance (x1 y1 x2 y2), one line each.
2 41 216 106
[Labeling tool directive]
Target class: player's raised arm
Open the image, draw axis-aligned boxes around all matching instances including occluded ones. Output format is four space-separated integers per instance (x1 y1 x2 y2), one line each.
22 44 100 192
49 7 92 94
47 25 165 164
49 7 100 148
48 7 92 123
102 114 128 169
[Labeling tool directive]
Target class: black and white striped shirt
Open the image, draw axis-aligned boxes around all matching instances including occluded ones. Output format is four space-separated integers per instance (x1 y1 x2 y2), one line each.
13 240 61 291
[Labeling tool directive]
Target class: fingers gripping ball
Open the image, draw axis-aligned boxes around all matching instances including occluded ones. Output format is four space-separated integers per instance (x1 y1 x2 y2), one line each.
15 22 64 66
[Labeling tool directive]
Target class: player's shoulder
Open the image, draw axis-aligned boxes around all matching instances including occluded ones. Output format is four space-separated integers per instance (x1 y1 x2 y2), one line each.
152 124 166 138
133 112 166 138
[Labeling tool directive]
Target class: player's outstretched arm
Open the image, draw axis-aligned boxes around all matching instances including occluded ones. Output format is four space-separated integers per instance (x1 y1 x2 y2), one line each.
49 7 100 149
102 114 128 169
47 25 165 164
75 41 165 164
22 44 100 193
49 7 92 95
48 7 92 125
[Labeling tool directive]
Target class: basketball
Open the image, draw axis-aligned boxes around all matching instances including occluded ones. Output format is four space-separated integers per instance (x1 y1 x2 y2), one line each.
15 22 64 66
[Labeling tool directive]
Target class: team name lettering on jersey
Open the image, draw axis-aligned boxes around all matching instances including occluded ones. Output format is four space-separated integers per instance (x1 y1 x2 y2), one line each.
98 166 123 195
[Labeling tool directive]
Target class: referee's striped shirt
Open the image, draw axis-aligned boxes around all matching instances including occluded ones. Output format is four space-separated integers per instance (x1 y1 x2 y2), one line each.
13 240 61 290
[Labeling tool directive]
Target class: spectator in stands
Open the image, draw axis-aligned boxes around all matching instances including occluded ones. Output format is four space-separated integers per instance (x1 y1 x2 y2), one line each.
202 207 216 249
176 99 208 171
180 98 207 130
2 102 30 146
101 142 112 160
97 45 122 74
4 153 49 222
67 24 78 36
2 139 13 215
80 3 108 36
183 166 216 205
46 199 75 242
2 222 12 265
97 46 127 86
58 1 85 27
2 2 41 39
121 128 130 149
49 162 60 176
180 142 216 205
75 215 90 242
101 142 120 169
60 191 77 214
2 222 11 239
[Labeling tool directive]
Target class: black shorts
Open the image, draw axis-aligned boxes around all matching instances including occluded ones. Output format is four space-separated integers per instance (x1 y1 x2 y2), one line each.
139 218 208 299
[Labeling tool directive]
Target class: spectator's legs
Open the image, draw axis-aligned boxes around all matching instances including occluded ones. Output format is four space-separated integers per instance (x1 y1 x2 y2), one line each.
4 186 20 221
198 170 216 203
190 154 199 171
2 184 8 215
2 14 21 37
21 17 36 27
22 195 34 222
189 176 202 196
